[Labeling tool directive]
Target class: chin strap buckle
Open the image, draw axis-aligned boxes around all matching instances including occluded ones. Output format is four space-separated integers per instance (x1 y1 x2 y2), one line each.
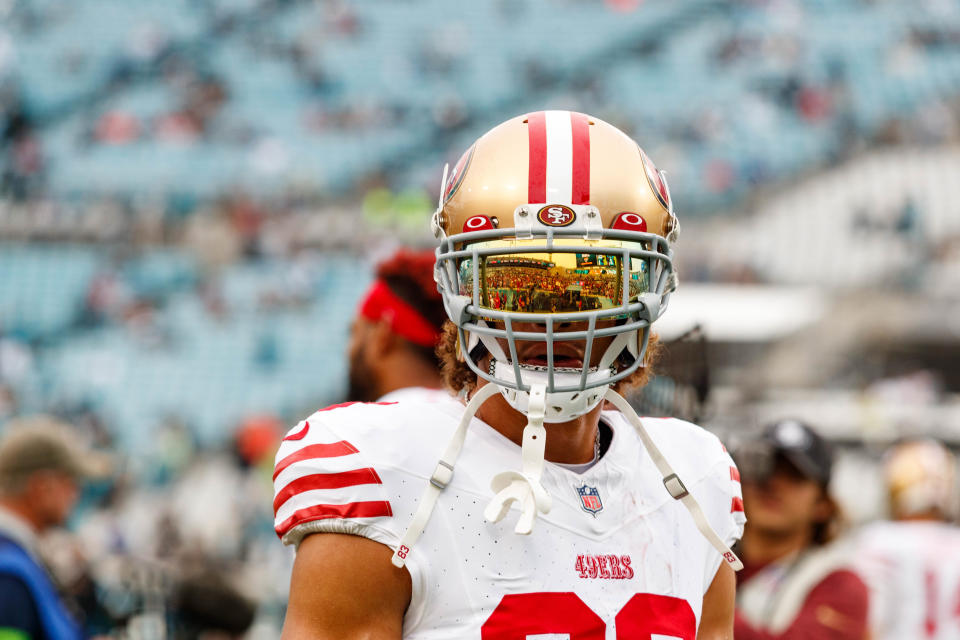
430 461 454 490
663 473 690 500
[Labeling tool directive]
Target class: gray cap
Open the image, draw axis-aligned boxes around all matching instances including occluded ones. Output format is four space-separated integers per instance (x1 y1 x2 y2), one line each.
761 419 834 487
0 415 112 485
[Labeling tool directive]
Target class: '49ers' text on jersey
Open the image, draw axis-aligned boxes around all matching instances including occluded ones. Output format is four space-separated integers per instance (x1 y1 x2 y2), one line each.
273 399 745 639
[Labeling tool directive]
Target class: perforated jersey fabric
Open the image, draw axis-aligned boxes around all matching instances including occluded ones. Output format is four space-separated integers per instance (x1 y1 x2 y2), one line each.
273 398 745 638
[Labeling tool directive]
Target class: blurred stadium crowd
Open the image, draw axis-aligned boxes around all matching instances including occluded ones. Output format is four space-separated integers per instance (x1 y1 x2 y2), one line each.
1 0 960 637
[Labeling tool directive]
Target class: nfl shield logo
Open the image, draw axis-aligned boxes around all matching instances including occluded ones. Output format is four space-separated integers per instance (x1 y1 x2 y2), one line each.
576 485 603 515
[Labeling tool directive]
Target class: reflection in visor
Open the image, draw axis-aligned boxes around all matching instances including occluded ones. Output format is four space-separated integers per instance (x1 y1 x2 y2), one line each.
458 240 650 315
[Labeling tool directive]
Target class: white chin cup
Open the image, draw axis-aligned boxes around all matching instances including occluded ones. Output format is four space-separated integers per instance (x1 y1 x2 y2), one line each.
492 361 612 423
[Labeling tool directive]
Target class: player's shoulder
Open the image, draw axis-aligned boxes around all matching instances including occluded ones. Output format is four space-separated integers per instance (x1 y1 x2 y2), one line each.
272 399 463 546
282 399 461 461
603 411 731 477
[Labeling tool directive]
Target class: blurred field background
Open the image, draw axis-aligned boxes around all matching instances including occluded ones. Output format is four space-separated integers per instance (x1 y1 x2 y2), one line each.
2 0 960 636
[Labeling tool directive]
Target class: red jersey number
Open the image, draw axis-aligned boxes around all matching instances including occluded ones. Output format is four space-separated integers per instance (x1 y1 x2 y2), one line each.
481 592 696 639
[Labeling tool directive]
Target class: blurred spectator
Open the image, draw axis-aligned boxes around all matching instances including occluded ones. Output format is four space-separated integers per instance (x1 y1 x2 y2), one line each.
346 249 451 403
0 331 33 386
183 207 242 273
171 565 255 639
853 439 960 640
94 112 141 145
732 420 869 640
0 415 111 640
0 385 16 422
80 265 132 328
1 96 44 201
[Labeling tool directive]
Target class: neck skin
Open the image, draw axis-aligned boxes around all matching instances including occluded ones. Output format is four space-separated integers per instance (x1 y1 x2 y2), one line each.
0 496 41 533
472 375 602 465
374 348 443 398
740 524 812 568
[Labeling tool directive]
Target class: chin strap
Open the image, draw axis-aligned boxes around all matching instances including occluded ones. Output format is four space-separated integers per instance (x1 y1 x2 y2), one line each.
602 388 744 571
483 384 553 534
392 383 500 568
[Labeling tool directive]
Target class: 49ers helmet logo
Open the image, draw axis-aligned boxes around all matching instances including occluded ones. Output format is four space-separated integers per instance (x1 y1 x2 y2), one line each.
537 205 576 227
443 145 475 204
639 147 672 212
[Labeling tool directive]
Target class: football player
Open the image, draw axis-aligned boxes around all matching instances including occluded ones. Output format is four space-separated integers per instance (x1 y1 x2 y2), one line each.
854 438 960 640
347 248 452 404
274 111 746 638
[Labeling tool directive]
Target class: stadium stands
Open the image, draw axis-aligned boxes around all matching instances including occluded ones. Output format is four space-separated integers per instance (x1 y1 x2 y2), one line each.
6 0 960 213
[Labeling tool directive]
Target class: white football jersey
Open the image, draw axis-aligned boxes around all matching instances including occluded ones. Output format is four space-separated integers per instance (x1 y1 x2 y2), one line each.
854 520 960 640
273 398 745 639
376 386 461 405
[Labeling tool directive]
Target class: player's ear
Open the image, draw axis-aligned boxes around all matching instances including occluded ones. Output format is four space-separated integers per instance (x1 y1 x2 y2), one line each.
370 318 399 356
813 489 836 523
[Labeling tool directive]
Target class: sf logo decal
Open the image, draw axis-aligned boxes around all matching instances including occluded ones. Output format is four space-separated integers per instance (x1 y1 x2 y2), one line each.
537 205 576 227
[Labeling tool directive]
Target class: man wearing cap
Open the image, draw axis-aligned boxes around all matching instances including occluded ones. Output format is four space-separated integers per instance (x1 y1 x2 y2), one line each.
347 249 454 404
733 419 869 640
0 415 110 640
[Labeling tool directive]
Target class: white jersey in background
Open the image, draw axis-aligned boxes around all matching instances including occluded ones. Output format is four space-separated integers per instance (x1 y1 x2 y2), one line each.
273 399 745 638
376 386 460 405
854 520 960 640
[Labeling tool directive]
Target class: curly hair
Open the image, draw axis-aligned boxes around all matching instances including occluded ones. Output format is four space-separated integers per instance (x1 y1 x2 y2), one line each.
436 321 663 395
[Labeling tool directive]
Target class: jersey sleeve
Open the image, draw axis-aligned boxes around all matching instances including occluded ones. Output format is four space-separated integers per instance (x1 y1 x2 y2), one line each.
272 411 400 550
692 440 746 585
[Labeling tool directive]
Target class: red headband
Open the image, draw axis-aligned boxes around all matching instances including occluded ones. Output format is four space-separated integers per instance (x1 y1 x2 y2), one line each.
359 280 441 348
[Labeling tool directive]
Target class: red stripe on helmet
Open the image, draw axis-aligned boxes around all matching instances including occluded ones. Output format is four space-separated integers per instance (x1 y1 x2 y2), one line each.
527 111 547 203
570 112 590 205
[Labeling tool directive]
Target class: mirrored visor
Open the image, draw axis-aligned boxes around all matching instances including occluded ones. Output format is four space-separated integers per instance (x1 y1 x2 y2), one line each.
457 238 650 315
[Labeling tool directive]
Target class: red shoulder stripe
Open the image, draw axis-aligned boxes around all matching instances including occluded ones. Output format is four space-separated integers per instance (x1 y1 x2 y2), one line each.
273 468 383 513
729 466 741 482
273 441 359 480
275 501 394 538
315 401 397 413
731 497 745 513
283 421 310 441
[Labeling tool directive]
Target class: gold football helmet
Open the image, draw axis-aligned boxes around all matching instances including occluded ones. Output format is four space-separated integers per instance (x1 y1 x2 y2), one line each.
884 439 957 520
433 110 679 421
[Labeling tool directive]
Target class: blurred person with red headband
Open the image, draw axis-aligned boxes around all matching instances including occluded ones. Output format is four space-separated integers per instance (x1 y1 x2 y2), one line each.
853 438 960 640
347 249 453 404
